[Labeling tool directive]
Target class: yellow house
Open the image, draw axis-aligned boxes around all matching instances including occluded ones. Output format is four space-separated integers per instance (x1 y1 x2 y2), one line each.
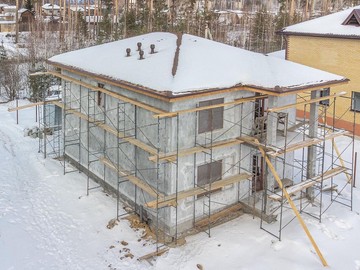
278 6 360 134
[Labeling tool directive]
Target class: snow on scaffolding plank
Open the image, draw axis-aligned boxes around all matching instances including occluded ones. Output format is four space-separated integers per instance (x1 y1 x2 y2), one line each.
268 131 350 157
148 138 243 163
99 157 164 199
237 136 278 152
145 172 251 209
269 166 347 201
52 101 158 155
7 100 61 112
47 71 167 115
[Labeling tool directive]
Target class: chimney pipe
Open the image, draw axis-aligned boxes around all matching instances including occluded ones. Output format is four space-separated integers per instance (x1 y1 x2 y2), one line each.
139 50 144 60
137 42 142 51
126 48 131 57
150 44 155 54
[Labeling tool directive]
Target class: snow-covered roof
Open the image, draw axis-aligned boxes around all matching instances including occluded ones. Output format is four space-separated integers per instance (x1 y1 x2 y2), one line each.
70 6 85 12
0 20 15 24
267 50 286 60
42 3 60 10
280 5 360 38
48 32 347 96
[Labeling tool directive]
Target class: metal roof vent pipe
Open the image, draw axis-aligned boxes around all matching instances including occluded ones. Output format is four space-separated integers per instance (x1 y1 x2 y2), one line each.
139 50 145 60
150 44 156 54
137 42 142 51
126 48 131 57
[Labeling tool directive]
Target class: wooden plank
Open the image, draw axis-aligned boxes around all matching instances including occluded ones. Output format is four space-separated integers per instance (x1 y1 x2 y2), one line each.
237 136 278 152
100 157 164 199
153 95 267 118
269 131 350 157
138 247 169 261
7 100 60 112
53 101 159 155
267 91 347 113
194 203 243 228
257 140 328 267
47 71 167 114
287 120 309 132
269 166 347 201
145 173 251 209
148 138 243 163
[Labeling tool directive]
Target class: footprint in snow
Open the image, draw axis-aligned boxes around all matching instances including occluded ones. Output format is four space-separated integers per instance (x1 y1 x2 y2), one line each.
334 219 352 230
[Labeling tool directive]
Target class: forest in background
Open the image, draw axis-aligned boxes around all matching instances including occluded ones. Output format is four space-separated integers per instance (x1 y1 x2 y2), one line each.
0 0 360 101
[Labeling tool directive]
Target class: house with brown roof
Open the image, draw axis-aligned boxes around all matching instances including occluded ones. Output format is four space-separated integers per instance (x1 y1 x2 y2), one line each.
278 5 360 134
46 32 350 242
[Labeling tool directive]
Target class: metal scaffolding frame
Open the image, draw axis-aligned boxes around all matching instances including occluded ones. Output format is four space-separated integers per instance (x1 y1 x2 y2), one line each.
28 71 356 264
37 85 63 160
257 93 356 244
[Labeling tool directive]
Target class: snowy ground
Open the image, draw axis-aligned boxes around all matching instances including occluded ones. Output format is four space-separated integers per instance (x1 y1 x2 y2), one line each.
1 100 360 270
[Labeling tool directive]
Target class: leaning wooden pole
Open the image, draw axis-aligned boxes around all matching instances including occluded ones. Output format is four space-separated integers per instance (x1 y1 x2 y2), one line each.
256 141 328 267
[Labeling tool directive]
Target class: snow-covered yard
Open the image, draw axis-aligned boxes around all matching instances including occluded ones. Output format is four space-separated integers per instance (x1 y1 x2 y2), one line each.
1 101 360 270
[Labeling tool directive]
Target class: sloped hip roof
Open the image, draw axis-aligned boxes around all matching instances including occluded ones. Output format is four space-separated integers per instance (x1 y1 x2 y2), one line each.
48 32 347 96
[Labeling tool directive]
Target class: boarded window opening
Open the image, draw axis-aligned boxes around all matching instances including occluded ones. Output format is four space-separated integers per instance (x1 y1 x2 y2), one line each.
351 91 360 112
97 83 105 108
252 155 264 192
198 98 224 134
197 160 222 198
319 88 330 106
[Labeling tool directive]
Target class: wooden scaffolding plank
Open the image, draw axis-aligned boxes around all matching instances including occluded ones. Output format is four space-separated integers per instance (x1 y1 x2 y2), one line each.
267 91 347 113
138 247 169 261
99 157 164 199
153 95 267 118
237 136 278 152
7 100 61 112
257 141 328 266
145 172 251 209
194 203 243 228
269 131 350 157
148 138 243 163
52 101 158 155
269 166 347 201
47 71 167 114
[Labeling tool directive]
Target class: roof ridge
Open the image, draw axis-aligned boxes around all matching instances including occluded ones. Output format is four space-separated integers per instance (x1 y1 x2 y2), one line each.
171 32 183 77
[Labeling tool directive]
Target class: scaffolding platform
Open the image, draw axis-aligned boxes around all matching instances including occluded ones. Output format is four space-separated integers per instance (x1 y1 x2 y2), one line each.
268 166 348 201
145 172 251 209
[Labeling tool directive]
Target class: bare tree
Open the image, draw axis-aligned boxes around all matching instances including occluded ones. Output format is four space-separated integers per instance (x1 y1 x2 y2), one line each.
0 60 22 101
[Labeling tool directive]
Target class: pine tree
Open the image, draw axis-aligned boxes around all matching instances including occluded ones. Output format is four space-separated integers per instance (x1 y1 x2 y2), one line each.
153 0 168 32
98 0 114 43
24 0 34 11
0 41 7 62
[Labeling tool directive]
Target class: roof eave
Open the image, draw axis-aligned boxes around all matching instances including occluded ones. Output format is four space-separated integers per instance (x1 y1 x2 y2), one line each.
277 30 360 40
47 60 349 102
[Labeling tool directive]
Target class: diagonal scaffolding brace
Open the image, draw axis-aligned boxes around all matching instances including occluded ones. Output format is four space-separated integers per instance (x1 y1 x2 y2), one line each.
256 139 328 267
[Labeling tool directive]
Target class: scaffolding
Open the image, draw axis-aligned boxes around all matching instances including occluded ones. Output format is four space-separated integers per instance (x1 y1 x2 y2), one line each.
28 71 357 265
256 92 356 251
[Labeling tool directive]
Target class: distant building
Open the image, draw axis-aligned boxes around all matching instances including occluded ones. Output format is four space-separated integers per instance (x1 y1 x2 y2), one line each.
278 5 360 134
42 3 61 17
0 6 34 32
